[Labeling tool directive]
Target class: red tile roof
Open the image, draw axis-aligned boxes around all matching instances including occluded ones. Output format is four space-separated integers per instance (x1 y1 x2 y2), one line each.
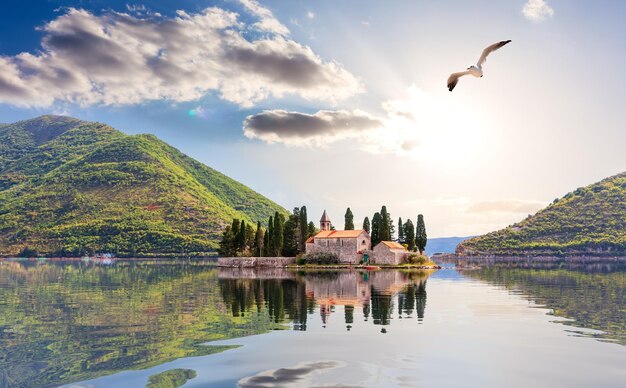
380 241 407 250
311 230 367 239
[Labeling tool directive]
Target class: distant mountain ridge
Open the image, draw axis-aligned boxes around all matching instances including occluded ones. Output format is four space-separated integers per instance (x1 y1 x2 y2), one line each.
425 236 475 256
0 115 287 256
457 172 626 257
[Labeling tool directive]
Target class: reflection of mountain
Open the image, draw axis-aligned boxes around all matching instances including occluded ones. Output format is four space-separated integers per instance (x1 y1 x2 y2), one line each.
462 267 626 344
217 269 431 329
0 261 282 387
0 263 433 387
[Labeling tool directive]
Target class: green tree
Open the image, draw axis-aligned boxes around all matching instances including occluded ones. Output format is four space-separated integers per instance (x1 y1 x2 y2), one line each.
416 214 427 254
253 221 263 257
218 225 235 256
404 219 415 251
245 223 254 251
231 219 240 241
344 207 355 230
265 216 274 256
236 219 247 253
307 221 317 238
282 208 300 256
273 212 284 256
371 212 381 246
299 206 308 252
262 228 270 257
379 206 391 242
363 217 370 234
397 217 404 243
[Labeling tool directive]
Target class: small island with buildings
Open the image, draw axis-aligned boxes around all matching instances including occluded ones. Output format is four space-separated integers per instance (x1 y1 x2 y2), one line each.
218 209 438 269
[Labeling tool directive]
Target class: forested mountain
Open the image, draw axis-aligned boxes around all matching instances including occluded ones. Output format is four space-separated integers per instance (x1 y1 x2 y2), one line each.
457 172 626 257
0 115 286 256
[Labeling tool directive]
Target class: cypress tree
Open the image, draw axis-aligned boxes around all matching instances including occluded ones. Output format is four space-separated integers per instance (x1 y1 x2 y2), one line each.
231 219 240 239
266 216 274 256
263 228 270 257
344 207 355 230
253 221 263 257
397 217 404 243
299 206 308 252
236 219 246 253
307 221 317 237
363 216 370 234
273 212 284 256
416 214 427 254
379 206 391 242
371 212 381 246
404 219 416 251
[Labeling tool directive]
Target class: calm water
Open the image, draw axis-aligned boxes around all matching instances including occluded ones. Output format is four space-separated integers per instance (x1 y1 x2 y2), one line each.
0 260 624 387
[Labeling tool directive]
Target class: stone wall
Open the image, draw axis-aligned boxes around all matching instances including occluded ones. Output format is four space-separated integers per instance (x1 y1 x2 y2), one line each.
372 244 409 265
217 257 295 268
306 231 370 263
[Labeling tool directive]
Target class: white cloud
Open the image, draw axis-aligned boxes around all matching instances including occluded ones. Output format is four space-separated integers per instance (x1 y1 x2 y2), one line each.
243 109 382 146
243 84 483 161
239 0 290 36
0 6 361 108
522 0 554 22
306 11 315 20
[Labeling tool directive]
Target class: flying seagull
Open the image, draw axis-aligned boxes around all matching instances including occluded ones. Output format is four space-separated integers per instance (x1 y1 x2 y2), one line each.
447 40 511 92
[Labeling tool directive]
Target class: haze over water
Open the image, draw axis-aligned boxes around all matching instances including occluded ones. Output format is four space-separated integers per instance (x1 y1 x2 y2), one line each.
0 261 624 387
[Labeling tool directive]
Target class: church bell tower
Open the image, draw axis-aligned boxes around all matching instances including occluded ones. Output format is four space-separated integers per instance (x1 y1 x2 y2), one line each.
320 210 331 231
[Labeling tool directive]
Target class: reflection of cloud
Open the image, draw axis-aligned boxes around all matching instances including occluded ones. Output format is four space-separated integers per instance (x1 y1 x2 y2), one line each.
243 109 382 146
466 199 545 215
0 6 360 108
238 360 345 387
522 0 554 22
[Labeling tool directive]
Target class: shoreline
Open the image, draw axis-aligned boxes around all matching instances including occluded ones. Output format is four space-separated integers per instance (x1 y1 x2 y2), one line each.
285 264 441 270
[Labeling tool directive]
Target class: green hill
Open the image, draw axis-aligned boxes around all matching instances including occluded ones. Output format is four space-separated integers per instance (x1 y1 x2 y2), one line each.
0 115 287 257
457 172 626 257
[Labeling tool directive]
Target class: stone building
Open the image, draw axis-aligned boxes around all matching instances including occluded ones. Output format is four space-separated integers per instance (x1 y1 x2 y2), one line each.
372 241 409 265
305 210 371 263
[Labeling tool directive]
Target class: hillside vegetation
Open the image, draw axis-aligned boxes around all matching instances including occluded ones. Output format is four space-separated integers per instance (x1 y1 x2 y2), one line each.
0 115 286 256
457 172 626 256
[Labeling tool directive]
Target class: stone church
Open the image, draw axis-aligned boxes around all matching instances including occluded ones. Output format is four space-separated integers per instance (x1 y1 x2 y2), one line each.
305 210 371 263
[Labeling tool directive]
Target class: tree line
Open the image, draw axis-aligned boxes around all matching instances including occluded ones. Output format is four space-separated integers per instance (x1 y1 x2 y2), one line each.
345 205 427 254
220 205 427 257
218 206 317 257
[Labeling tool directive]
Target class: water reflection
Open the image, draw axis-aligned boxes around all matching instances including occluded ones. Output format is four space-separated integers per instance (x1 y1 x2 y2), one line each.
217 269 432 330
0 262 431 387
2 260 624 388
0 261 278 388
461 266 626 344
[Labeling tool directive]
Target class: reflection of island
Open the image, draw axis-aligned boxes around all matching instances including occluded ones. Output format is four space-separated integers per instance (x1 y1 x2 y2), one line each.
217 269 432 330
461 267 626 345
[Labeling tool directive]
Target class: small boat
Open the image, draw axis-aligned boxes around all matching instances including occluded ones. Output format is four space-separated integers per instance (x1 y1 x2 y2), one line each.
364 265 381 270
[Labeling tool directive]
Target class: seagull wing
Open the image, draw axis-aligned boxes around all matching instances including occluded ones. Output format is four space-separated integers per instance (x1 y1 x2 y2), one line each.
477 40 511 67
447 71 470 92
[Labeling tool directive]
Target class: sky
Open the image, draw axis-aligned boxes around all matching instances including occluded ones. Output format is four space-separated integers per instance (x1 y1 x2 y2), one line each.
1 0 625 237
